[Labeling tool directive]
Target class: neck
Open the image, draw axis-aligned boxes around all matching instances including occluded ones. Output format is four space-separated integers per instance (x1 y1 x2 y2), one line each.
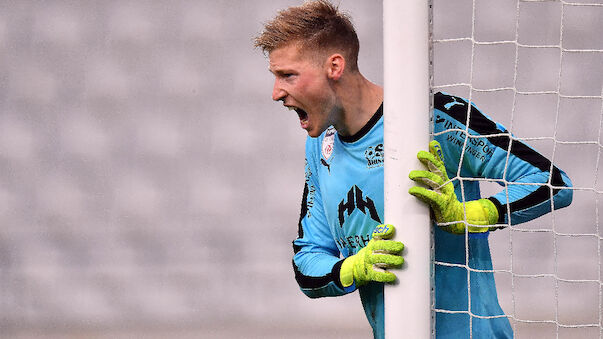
333 73 383 137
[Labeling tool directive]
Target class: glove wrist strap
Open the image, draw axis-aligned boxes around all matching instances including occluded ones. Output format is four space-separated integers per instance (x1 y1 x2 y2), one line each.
340 257 356 288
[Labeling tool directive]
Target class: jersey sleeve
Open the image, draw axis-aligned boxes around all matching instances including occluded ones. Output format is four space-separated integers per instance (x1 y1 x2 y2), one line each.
434 92 573 226
291 137 350 298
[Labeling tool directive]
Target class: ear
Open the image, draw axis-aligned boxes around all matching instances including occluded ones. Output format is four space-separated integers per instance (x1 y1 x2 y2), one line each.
326 54 345 80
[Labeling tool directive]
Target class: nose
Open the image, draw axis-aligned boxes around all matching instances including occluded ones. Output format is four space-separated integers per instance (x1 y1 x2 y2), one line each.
272 79 286 102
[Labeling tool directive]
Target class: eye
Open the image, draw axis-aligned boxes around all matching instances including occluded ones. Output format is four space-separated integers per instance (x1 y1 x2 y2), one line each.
277 70 296 77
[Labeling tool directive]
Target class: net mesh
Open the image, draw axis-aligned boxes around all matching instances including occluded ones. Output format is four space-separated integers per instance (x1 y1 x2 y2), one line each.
432 0 603 337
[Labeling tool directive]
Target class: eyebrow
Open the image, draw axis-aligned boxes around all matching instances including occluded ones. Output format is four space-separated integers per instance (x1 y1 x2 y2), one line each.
268 67 293 76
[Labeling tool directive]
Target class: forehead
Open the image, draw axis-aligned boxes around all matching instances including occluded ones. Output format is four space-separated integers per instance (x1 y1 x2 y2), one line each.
269 44 303 67
269 43 319 72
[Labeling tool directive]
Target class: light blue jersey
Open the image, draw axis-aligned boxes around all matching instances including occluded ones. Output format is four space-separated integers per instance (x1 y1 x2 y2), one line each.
292 92 573 338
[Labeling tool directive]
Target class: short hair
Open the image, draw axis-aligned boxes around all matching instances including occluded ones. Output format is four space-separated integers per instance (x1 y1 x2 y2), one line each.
254 0 360 71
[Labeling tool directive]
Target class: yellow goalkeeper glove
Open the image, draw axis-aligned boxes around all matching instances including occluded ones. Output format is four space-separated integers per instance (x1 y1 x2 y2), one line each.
340 224 404 288
408 140 499 234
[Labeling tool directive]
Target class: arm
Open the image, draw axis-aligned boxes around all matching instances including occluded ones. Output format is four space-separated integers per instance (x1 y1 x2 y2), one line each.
431 92 572 227
485 141 573 225
292 156 348 298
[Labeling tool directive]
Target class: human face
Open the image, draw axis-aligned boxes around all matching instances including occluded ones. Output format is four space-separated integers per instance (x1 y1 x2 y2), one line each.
268 44 337 137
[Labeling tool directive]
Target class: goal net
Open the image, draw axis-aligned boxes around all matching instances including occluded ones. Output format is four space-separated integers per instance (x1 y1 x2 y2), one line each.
434 0 603 337
386 0 603 337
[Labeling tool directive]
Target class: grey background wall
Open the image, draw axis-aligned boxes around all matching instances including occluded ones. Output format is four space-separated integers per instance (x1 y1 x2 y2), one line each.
0 0 601 338
1 1 380 338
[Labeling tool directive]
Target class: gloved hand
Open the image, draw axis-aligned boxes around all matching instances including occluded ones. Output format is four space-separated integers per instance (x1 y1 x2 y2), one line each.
408 140 499 234
340 224 404 288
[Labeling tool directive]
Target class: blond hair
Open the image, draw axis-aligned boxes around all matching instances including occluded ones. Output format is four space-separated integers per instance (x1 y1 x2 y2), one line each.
254 0 360 71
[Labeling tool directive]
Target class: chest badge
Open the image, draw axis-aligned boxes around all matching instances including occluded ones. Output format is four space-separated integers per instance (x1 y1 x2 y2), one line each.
322 127 336 160
365 143 384 168
320 127 336 172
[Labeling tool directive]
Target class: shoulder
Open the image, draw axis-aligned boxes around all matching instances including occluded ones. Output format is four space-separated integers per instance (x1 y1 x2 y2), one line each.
433 91 508 135
434 91 473 118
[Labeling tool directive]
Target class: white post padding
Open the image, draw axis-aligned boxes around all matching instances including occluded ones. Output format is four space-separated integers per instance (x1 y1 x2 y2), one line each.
383 0 432 338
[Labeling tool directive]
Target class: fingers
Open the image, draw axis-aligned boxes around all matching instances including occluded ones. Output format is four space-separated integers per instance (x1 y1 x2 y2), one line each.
366 230 405 284
371 239 404 254
370 252 404 267
415 141 449 184
429 140 445 163
409 167 455 197
368 253 403 284
370 270 398 284
408 186 445 206
416 150 447 179
416 150 436 169
372 224 395 240
409 169 445 190
369 253 404 284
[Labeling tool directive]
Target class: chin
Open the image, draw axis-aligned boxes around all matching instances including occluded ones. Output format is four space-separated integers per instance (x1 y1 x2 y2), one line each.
307 127 325 138
305 122 330 138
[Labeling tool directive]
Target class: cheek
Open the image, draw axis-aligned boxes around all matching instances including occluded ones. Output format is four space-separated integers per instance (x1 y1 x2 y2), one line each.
298 77 330 103
296 75 317 91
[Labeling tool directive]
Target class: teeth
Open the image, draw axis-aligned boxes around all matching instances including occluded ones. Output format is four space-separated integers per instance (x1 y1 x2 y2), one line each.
287 106 296 111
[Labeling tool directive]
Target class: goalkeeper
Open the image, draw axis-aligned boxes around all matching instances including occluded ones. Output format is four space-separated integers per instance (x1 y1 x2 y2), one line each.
254 1 573 338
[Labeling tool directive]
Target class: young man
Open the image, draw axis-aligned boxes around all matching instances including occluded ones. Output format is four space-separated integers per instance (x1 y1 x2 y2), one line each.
254 1 573 338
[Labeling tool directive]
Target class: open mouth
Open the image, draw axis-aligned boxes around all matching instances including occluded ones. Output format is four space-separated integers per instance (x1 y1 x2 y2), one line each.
295 108 308 122
288 106 309 127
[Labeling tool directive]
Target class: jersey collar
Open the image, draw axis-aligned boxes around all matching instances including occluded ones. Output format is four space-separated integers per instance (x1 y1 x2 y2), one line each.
338 103 383 143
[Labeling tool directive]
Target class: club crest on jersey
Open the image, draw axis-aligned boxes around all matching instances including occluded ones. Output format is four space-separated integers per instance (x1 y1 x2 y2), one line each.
365 143 384 168
322 126 336 160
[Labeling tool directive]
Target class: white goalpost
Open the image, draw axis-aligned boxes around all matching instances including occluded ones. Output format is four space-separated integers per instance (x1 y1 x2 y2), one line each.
383 0 432 338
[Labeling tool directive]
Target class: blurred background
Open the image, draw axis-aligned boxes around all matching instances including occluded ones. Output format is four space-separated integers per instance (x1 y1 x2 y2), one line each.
0 0 601 338
0 1 380 338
